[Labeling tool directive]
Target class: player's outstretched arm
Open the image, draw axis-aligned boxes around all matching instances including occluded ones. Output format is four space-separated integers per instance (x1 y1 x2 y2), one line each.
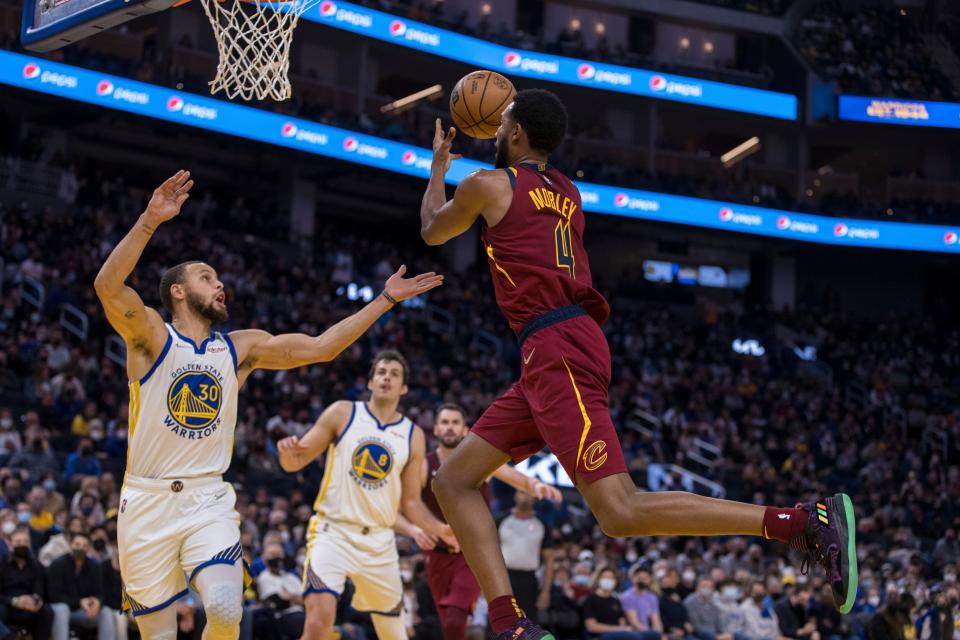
400 427 459 549
94 172 193 361
276 400 351 472
230 265 443 377
393 513 437 551
420 119 491 246
491 465 563 503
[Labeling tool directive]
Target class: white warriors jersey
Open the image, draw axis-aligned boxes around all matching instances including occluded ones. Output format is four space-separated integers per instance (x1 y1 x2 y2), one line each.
313 402 415 530
126 323 239 479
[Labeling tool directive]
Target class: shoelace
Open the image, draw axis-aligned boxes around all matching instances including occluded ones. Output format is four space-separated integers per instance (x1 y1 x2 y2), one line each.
790 530 842 582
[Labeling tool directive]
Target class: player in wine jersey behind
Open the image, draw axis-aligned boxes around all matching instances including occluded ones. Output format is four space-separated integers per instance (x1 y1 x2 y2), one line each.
94 171 442 640
418 90 858 640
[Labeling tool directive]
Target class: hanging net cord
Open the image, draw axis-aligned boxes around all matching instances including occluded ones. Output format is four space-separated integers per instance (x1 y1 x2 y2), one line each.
198 0 314 101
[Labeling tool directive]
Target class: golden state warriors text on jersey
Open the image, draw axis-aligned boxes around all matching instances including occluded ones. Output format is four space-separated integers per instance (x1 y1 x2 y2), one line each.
126 324 239 479
312 402 414 530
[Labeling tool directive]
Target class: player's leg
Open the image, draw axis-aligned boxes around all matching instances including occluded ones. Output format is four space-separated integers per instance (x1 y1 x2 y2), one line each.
300 517 351 639
132 606 178 640
192 563 244 640
439 555 482 640
349 531 406 640
434 385 546 638
370 613 407 640
541 317 857 614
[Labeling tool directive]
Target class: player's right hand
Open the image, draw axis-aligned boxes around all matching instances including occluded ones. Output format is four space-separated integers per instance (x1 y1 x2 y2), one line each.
431 118 462 175
145 170 194 224
277 435 307 467
413 527 437 551
438 524 460 553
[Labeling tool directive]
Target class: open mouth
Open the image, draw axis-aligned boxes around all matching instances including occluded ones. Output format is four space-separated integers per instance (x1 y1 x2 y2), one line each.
215 293 225 304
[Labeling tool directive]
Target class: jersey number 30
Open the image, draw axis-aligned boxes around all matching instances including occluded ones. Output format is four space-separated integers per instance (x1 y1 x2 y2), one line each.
555 220 575 278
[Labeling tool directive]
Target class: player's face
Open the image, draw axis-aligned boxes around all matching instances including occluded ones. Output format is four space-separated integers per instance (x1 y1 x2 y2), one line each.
183 263 228 324
367 359 408 402
433 409 468 449
494 104 516 169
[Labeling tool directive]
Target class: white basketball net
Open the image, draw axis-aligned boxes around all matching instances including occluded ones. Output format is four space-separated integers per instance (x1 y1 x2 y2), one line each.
199 0 315 101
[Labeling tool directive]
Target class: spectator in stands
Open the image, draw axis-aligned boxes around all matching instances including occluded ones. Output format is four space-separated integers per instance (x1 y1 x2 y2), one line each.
46 531 116 640
811 583 853 640
64 438 102 485
621 567 662 638
498 490 550 618
0 477 22 512
247 541 304 640
541 563 582 639
932 530 959 568
714 580 748 639
0 413 21 461
866 593 915 640
571 560 595 602
740 582 779 640
582 565 643 640
7 435 60 484
774 585 819 640
0 526 53 639
660 571 697 640
685 578 735 640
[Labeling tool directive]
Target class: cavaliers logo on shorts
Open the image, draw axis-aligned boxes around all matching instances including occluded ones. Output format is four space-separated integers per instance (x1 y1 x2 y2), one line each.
582 441 608 472
349 439 394 490
166 371 223 429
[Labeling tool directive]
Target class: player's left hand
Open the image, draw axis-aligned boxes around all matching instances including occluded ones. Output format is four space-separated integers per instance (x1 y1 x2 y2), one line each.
438 524 460 553
431 118 462 175
383 265 444 303
533 480 563 504
413 527 438 551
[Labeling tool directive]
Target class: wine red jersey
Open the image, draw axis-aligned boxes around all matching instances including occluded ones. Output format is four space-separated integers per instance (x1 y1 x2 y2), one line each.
480 163 610 334
423 449 490 524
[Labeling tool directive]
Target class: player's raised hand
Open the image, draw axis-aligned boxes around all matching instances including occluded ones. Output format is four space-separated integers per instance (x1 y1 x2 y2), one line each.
145 170 194 224
431 118 462 175
383 265 444 303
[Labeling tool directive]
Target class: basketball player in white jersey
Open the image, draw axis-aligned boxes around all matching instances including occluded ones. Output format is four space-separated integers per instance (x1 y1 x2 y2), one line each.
277 351 454 640
94 171 443 640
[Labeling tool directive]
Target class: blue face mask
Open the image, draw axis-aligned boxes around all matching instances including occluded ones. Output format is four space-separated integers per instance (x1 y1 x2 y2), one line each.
573 575 590 586
17 512 30 524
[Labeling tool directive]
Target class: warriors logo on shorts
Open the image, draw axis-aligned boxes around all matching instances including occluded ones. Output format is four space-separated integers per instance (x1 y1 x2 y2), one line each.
349 439 394 490
166 371 223 429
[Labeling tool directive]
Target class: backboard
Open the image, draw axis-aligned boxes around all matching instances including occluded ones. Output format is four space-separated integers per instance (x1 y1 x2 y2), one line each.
21 0 177 52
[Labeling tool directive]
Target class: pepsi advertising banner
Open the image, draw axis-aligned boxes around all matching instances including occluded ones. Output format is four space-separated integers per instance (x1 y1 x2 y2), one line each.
304 1 797 121
838 95 960 129
3 50 957 253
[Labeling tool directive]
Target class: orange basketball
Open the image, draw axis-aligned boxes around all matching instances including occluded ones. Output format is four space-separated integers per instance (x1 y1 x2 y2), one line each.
449 70 516 139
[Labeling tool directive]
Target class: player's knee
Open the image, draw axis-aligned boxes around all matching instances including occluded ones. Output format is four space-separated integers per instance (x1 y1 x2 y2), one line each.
433 464 465 500
202 583 243 628
595 501 648 538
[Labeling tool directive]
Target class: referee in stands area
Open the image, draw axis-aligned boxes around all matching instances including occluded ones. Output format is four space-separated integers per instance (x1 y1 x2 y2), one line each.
497 490 553 620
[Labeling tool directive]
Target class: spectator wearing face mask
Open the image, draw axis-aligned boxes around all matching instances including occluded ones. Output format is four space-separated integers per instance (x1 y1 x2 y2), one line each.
38 517 85 568
915 586 957 640
714 581 748 639
542 564 582 639
64 439 102 486
0 526 53 640
740 582 779 640
621 567 662 639
0 411 22 461
583 566 648 640
660 571 697 640
46 531 116 640
684 578 736 640
866 593 915 640
246 542 304 640
571 560 595 603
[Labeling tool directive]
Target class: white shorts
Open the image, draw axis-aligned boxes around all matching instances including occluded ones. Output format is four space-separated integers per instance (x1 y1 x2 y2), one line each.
118 475 243 616
303 516 402 615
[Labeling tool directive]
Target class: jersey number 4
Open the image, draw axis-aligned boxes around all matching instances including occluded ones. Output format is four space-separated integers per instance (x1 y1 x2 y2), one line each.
555 220 575 278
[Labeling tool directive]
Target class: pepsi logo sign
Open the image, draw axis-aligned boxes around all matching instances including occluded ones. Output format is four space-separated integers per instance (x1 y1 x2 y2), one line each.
389 20 406 36
718 207 762 226
500 52 558 74
614 193 629 208
343 137 359 152
22 63 40 79
612 193 659 212
281 122 298 137
402 150 416 165
577 64 595 80
944 231 957 245
504 52 521 68
719 208 734 222
650 75 667 91
401 150 430 169
777 215 790 229
319 1 336 16
167 96 184 112
97 80 114 96
777 215 818 234
833 223 848 237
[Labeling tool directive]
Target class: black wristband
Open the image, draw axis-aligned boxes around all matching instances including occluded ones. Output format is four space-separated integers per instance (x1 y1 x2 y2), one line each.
381 290 398 306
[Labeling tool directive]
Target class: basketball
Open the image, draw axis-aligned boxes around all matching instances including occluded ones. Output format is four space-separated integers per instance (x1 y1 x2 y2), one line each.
450 70 516 139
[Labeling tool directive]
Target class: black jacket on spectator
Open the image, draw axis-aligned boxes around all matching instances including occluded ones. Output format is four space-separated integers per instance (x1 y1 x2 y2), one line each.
582 592 625 639
0 552 46 600
659 591 691 633
774 596 810 639
46 553 104 609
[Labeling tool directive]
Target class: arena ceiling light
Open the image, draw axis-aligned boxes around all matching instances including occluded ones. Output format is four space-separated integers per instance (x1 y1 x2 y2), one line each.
721 136 761 168
381 84 443 115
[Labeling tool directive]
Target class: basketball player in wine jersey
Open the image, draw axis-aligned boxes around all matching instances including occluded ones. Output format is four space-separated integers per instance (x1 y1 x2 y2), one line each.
94 171 442 640
418 90 858 640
